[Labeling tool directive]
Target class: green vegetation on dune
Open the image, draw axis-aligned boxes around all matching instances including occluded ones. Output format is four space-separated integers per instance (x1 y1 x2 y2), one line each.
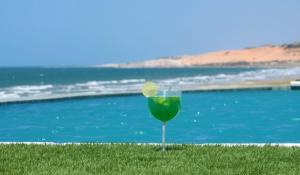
282 42 300 49
0 144 300 175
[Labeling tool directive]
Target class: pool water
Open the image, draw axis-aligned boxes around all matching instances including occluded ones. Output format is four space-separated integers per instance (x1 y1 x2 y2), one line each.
0 90 300 143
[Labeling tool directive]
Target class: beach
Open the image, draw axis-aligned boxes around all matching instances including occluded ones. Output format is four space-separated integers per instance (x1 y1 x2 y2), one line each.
100 44 300 68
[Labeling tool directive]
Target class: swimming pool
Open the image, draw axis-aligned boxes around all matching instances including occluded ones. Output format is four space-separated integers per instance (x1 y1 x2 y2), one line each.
0 89 299 143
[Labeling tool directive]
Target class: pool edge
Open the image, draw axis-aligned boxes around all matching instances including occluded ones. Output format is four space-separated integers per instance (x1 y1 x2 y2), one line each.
1 142 300 147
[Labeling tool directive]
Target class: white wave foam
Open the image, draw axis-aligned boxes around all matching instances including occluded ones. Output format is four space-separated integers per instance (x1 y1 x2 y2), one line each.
0 92 20 99
11 85 53 91
119 79 146 84
1 68 300 103
162 67 300 86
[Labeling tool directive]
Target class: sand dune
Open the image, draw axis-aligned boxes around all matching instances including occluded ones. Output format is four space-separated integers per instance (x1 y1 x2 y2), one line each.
99 43 300 68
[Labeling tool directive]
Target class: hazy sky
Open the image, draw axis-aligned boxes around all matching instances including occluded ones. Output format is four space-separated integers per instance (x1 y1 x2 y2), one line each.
1 0 300 66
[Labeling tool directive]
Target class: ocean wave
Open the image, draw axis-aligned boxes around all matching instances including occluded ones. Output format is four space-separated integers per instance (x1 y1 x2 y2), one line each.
1 68 300 103
11 85 54 91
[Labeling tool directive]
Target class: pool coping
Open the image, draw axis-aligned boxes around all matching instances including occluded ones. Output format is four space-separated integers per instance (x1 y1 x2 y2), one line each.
1 142 300 147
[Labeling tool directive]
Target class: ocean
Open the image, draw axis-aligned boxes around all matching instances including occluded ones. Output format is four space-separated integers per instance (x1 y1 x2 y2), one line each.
1 67 300 103
0 67 300 143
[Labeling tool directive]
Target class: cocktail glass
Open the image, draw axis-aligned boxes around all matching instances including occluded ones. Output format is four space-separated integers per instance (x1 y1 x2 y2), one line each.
147 89 181 151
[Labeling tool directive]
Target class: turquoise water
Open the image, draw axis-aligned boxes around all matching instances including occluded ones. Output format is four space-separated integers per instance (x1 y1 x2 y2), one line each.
1 89 299 143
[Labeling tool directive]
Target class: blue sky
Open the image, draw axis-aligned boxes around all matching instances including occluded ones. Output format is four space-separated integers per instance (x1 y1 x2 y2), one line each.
0 0 300 66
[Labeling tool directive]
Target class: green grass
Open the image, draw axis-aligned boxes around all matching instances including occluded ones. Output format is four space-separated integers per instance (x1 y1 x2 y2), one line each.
0 144 299 175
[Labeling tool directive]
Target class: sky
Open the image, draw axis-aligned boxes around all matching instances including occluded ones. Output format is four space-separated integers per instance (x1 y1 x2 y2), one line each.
0 0 300 66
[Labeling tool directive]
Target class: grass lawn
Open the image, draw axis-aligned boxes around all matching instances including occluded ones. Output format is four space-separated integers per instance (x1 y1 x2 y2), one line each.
0 144 299 175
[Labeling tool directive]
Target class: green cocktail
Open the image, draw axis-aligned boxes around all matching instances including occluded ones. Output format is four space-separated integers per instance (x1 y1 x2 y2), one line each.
148 96 180 122
142 82 181 151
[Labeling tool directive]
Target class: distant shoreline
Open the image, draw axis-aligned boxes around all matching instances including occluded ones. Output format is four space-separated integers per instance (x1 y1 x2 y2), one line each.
98 43 300 68
97 61 300 69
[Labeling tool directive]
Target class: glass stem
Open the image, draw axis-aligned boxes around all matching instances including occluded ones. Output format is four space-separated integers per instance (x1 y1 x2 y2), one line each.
162 122 166 151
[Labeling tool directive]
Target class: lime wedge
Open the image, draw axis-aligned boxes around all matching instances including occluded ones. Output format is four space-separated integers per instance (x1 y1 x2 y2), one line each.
142 81 158 97
156 97 169 106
